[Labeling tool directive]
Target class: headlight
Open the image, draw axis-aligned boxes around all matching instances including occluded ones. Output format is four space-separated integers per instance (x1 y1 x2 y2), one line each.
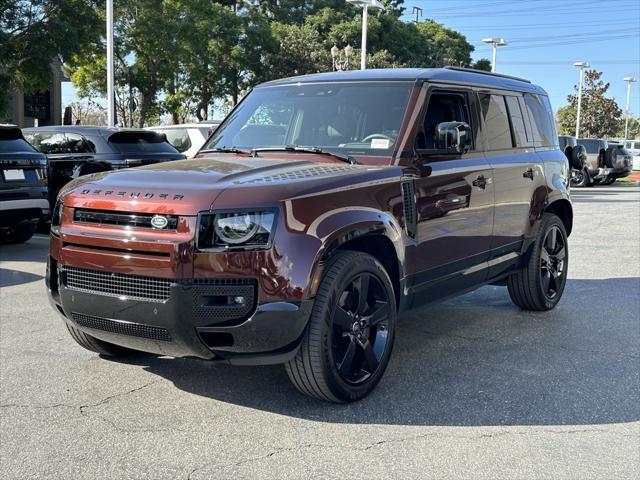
51 200 62 235
197 210 276 250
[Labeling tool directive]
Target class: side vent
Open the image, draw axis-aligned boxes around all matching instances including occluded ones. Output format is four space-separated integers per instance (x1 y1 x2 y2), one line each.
401 179 417 239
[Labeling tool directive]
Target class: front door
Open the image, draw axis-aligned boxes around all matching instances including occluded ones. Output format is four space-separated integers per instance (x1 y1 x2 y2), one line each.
404 87 494 305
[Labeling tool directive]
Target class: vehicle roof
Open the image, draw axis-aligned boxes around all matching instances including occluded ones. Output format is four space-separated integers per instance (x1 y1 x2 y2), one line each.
147 123 220 130
22 125 151 137
258 67 547 95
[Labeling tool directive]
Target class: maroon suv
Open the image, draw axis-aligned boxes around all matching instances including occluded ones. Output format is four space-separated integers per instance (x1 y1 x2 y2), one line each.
47 68 572 402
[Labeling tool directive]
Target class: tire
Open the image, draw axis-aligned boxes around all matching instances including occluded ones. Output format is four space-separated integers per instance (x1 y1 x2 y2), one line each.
570 168 589 188
65 323 136 357
1 223 37 244
508 213 568 311
285 251 397 403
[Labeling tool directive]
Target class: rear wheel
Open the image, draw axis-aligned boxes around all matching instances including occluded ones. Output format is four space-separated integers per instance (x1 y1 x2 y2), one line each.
285 251 396 403
65 323 136 357
508 213 568 311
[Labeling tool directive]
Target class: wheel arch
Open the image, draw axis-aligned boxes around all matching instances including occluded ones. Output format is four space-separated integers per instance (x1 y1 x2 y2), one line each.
544 198 573 236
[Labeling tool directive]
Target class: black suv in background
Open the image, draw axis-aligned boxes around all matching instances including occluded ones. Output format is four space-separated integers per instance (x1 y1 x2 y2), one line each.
0 126 49 243
23 126 185 206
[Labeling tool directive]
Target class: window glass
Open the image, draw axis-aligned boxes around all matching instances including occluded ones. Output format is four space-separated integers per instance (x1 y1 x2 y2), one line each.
160 129 192 153
577 139 600 154
65 133 95 154
416 92 473 150
0 129 37 153
524 94 557 147
108 131 178 154
203 82 413 156
505 96 528 147
24 132 70 154
479 94 512 150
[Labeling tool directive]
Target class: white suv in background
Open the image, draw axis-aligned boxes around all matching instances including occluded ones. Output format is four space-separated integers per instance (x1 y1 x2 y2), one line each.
623 140 640 170
147 122 221 158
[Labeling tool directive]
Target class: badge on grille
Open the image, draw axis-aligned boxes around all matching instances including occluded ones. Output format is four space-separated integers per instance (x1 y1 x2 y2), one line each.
150 215 169 229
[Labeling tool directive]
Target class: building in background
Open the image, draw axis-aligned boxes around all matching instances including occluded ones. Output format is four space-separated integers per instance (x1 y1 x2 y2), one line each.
6 59 65 128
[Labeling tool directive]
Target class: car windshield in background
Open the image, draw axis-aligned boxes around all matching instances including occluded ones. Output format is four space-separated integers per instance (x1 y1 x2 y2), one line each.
0 129 36 153
108 131 178 154
203 82 413 156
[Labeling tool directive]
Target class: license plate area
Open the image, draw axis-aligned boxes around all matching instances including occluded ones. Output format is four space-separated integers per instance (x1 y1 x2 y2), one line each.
3 169 25 181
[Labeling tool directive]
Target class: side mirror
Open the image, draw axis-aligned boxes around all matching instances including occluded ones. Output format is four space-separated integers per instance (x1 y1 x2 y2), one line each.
436 121 472 154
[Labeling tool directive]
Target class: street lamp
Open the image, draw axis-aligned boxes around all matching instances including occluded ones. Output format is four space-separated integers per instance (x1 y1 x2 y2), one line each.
574 61 590 139
346 0 385 70
106 0 115 127
331 45 354 71
623 76 637 141
482 38 508 72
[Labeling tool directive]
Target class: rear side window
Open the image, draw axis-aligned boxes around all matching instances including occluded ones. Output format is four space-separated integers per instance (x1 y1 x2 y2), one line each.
479 94 512 150
108 131 178 154
159 129 192 153
0 129 37 153
505 96 528 147
65 133 95 154
524 94 558 147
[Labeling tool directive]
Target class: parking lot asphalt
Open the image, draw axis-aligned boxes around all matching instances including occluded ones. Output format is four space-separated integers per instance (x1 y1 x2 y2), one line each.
1 184 639 480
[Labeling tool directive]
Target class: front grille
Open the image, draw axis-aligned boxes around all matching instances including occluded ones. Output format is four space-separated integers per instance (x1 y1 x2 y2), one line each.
73 208 179 230
71 312 171 342
191 278 257 324
63 266 172 303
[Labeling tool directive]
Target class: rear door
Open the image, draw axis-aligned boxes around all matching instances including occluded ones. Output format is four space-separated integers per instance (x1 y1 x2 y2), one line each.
404 86 495 304
479 92 547 278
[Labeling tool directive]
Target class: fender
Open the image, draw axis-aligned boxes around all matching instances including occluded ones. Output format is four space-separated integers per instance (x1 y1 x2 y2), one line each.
304 207 407 304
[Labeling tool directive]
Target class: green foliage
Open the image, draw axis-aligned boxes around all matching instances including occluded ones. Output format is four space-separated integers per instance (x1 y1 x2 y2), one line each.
0 0 102 117
556 69 623 138
618 116 640 140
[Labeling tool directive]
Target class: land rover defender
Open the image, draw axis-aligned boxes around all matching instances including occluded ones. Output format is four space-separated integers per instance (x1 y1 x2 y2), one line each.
47 68 572 402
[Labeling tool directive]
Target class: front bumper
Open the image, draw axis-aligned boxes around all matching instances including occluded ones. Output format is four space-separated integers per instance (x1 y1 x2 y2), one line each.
47 259 313 365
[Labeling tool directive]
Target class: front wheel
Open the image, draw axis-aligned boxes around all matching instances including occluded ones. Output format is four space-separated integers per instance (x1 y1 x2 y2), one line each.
285 251 397 403
508 213 568 311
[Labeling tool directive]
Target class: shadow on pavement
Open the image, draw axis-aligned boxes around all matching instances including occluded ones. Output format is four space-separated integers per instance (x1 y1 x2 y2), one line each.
108 276 640 427
0 268 43 287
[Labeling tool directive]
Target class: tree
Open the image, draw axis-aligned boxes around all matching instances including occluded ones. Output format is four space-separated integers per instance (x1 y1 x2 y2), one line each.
556 69 622 138
67 100 106 125
0 0 102 117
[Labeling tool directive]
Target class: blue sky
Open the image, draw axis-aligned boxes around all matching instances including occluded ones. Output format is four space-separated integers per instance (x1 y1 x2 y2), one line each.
62 0 640 117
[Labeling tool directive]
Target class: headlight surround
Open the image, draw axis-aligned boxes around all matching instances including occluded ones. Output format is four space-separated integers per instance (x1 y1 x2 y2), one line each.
197 210 276 250
51 200 63 235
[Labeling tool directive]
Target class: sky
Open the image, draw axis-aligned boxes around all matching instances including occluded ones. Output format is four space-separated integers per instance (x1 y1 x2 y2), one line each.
62 0 640 117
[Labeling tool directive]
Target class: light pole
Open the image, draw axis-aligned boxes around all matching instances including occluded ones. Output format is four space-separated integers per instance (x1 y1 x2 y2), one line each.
331 45 354 71
482 38 507 72
346 0 385 70
574 61 590 139
623 76 637 141
106 0 115 127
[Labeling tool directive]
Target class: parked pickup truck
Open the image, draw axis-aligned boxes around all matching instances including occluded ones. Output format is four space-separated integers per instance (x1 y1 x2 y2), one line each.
47 68 572 402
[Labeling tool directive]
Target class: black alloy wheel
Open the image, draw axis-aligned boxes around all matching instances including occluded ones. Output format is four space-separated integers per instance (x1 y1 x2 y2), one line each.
285 251 397 402
331 272 391 384
539 225 567 301
571 169 589 187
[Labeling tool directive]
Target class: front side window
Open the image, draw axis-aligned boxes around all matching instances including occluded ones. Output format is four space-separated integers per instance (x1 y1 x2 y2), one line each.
65 133 95 154
24 132 70 154
203 82 414 157
479 94 512 150
416 91 474 151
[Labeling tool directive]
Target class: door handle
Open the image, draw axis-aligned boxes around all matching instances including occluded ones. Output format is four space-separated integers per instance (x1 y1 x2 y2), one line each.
472 175 487 189
523 168 534 180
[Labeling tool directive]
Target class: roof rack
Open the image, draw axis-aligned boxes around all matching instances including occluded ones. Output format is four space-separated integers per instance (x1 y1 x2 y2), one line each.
443 66 532 84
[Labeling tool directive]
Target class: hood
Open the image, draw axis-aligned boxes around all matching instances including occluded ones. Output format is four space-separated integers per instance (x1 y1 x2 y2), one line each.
61 157 390 215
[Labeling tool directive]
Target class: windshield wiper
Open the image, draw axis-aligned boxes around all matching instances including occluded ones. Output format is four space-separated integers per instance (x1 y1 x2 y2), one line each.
250 146 357 165
199 147 250 154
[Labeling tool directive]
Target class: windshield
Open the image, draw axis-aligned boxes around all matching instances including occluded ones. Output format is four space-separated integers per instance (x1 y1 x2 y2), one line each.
203 82 413 157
